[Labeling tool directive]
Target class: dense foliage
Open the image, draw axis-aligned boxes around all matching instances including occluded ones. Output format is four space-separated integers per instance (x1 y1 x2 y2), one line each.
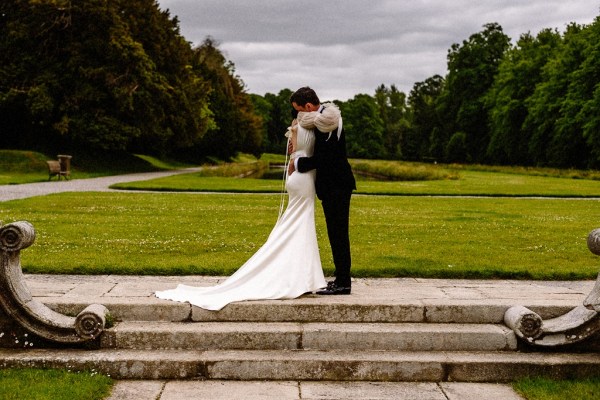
256 18 600 168
0 0 260 162
2 2 599 168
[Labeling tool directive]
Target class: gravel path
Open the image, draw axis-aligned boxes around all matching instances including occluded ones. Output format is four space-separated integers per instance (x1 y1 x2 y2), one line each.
0 168 201 202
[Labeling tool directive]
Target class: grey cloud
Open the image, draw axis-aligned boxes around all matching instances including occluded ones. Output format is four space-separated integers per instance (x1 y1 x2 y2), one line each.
158 0 597 100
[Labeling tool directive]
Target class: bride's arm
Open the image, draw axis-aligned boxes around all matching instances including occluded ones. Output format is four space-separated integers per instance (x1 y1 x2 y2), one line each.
290 120 298 154
286 119 298 155
287 120 299 175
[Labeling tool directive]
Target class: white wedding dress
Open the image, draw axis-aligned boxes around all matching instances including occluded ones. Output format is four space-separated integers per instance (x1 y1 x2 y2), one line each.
155 125 327 310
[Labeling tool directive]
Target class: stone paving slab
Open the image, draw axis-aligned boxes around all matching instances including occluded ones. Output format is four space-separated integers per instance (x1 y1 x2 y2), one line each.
439 382 524 400
24 275 594 323
106 380 524 400
106 380 166 400
25 274 594 303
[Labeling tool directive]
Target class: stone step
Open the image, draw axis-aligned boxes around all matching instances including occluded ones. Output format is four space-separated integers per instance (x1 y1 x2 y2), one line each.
101 321 517 352
1 348 598 381
108 380 526 400
44 297 574 324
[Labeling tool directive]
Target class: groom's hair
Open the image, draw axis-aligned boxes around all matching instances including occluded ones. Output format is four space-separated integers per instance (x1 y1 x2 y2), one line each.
290 87 320 106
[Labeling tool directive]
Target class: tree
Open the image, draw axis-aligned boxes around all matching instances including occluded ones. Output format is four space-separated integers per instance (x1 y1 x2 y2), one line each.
249 93 272 152
0 0 213 156
340 94 386 159
445 131 468 163
117 0 213 154
405 75 444 161
485 29 562 165
260 89 294 155
578 17 600 167
188 38 262 161
437 23 511 163
374 84 408 159
524 23 590 167
553 18 600 168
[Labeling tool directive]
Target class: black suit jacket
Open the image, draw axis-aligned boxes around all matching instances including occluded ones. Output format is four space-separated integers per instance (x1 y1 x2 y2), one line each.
297 124 356 200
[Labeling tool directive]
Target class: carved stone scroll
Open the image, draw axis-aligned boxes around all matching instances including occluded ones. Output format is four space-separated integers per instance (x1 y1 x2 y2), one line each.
0 221 109 344
583 228 600 312
504 228 600 347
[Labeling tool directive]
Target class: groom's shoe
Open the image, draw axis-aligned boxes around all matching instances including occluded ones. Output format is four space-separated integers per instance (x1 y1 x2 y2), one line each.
316 283 351 295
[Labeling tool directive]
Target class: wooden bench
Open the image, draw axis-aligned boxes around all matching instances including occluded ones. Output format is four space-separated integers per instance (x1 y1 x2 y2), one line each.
46 159 70 180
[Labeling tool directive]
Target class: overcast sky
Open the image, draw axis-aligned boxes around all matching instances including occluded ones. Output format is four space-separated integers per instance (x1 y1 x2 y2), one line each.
157 0 598 101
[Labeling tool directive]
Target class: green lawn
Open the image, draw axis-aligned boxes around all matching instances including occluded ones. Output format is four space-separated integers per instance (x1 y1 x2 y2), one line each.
514 377 600 400
3 153 600 278
358 170 600 197
0 150 185 185
0 368 112 400
111 169 600 197
1 192 599 279
2 156 600 396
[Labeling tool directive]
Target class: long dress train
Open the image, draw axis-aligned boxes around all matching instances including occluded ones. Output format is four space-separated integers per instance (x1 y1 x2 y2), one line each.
154 125 326 310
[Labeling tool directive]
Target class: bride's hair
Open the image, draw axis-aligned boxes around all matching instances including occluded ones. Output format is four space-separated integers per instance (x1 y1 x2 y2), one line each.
290 87 320 106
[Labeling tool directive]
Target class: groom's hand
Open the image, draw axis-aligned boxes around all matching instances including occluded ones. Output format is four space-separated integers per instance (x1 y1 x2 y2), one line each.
288 160 295 175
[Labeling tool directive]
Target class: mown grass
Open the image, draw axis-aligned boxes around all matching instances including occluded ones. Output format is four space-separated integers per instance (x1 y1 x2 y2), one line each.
1 192 599 279
111 169 600 197
5 150 600 197
109 153 600 197
0 150 54 184
132 154 194 170
0 368 113 400
450 163 600 180
355 170 600 197
0 150 183 185
513 377 600 400
0 150 49 172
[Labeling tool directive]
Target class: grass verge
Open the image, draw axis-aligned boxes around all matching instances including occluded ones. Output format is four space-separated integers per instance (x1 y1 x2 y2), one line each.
111 169 600 197
0 150 187 185
350 159 459 181
195 160 269 178
0 368 113 400
1 192 599 279
355 169 600 197
513 377 600 400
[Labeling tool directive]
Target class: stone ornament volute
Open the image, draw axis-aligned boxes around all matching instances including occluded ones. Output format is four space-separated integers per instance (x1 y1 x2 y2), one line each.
505 228 600 347
0 221 109 346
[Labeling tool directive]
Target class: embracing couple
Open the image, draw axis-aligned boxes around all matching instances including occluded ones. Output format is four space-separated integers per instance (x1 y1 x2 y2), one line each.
155 87 356 311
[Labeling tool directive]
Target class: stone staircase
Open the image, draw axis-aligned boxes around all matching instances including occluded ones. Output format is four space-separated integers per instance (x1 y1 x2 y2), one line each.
2 286 599 382
2 223 600 390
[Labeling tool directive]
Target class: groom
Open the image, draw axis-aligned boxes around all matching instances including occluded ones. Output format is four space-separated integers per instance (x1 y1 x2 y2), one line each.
288 87 356 295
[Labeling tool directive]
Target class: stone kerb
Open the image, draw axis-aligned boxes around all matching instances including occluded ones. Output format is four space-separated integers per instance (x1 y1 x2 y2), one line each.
504 228 600 348
0 221 109 348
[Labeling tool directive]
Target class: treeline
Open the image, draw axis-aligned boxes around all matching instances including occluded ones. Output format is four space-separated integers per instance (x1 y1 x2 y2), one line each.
254 19 600 169
0 0 261 162
2 1 599 169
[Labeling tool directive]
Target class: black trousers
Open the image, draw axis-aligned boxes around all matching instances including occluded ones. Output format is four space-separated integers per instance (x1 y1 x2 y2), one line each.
320 189 352 287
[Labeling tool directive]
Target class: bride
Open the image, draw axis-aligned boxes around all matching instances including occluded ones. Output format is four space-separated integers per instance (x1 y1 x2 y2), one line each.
155 111 329 310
